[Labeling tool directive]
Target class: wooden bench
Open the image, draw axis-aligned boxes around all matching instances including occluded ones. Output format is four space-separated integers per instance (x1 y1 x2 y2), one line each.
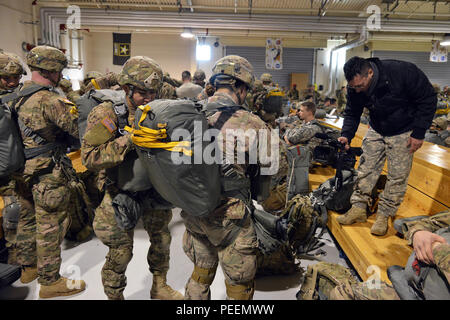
313 117 450 284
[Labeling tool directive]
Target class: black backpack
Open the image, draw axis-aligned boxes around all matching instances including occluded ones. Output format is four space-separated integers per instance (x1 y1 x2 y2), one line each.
0 84 59 178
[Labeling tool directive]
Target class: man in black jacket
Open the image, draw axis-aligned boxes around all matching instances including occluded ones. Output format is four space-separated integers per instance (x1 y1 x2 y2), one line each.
336 57 436 236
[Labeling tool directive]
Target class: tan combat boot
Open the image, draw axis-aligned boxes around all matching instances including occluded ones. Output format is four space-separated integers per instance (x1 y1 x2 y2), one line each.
336 206 367 225
20 265 38 284
150 274 184 300
371 214 389 236
39 277 86 299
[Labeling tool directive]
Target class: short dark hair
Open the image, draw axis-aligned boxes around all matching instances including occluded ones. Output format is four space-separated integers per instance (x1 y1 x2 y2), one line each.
181 71 191 81
324 97 331 103
330 98 337 104
301 101 316 115
344 57 372 82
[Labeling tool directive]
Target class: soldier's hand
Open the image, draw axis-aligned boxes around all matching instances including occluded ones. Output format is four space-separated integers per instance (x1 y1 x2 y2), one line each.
337 137 350 150
407 137 423 153
413 230 447 265
284 134 292 146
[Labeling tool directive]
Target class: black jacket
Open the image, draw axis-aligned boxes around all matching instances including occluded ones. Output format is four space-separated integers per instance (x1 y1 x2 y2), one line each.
341 58 437 141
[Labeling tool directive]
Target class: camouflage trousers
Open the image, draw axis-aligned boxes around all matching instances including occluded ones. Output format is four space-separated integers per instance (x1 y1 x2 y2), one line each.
330 280 400 300
93 188 172 299
181 198 258 300
0 179 18 265
351 128 414 218
15 166 71 285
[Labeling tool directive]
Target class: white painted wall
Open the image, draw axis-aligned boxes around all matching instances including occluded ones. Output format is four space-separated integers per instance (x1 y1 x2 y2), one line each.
0 0 35 80
82 32 198 81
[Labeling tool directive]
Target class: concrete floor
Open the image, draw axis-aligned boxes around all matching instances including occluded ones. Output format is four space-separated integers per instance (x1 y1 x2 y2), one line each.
0 206 353 300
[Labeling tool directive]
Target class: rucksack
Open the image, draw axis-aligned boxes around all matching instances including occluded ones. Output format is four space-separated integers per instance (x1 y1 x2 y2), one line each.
280 194 328 255
0 84 56 178
310 169 357 213
297 262 359 300
131 99 222 217
0 100 24 178
388 226 450 300
286 144 311 200
76 89 126 140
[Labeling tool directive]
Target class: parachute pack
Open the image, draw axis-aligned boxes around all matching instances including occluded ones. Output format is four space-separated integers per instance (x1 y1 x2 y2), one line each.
76 89 126 140
130 99 222 217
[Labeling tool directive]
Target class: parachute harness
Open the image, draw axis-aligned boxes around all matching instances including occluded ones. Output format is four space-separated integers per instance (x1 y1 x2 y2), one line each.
124 104 192 156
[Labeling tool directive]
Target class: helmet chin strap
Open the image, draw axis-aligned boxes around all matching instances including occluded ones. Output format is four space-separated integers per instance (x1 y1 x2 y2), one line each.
127 85 137 108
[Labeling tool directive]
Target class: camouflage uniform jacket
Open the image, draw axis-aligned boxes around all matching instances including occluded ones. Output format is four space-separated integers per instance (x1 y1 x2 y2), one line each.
16 81 79 179
403 210 450 283
207 91 286 183
81 99 134 172
284 119 323 152
84 72 119 93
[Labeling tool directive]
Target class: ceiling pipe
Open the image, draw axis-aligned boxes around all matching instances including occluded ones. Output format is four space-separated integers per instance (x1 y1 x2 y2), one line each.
34 0 450 18
325 26 369 97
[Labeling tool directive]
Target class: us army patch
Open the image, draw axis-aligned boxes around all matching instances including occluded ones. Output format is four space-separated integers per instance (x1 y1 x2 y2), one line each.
101 117 117 133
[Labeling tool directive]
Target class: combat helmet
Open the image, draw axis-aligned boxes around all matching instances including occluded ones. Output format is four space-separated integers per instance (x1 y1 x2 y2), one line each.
59 78 73 91
26 45 67 73
260 73 272 84
209 55 254 89
193 69 206 81
85 71 103 81
253 79 264 92
0 52 26 77
118 56 163 92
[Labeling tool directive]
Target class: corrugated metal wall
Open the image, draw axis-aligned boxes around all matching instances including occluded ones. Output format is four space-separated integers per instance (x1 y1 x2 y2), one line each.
225 46 315 88
373 50 450 87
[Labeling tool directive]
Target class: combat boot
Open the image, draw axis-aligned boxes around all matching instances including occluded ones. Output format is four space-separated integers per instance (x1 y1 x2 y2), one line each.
336 206 367 225
39 277 86 299
150 274 184 300
371 214 390 236
20 265 38 284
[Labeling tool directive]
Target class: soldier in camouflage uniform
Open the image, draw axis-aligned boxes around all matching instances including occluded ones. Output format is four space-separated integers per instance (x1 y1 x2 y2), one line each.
81 56 182 300
0 51 27 265
260 73 273 86
424 117 449 147
181 55 285 300
331 210 449 300
79 70 103 95
283 101 323 154
13 46 86 298
287 84 299 101
83 72 118 92
58 78 80 103
193 69 206 88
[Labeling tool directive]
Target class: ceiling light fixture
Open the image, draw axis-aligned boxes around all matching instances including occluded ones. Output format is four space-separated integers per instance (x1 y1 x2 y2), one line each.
440 34 450 46
181 27 194 39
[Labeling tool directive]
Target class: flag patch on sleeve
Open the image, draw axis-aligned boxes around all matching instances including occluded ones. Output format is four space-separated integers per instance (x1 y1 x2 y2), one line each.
101 117 117 133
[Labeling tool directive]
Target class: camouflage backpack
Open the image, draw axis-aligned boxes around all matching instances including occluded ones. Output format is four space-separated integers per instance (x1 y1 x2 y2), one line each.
280 194 328 255
297 262 359 300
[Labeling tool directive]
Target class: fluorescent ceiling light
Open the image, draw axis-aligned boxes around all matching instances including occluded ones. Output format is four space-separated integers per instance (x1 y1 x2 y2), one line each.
196 44 211 61
181 27 194 39
441 34 450 46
